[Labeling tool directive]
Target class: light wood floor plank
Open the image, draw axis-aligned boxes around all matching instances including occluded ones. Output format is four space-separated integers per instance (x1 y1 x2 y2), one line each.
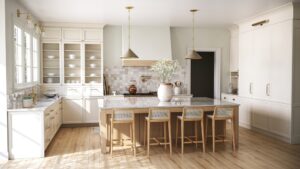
1 127 300 169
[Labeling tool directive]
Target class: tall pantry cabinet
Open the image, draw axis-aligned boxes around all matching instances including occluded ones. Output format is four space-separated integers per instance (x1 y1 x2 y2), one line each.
238 3 300 143
41 23 104 124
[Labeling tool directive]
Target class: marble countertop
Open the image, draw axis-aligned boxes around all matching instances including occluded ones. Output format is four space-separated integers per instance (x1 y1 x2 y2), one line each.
7 97 61 112
99 97 239 109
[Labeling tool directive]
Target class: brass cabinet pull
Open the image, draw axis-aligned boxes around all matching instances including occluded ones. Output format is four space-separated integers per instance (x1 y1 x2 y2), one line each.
252 19 269 27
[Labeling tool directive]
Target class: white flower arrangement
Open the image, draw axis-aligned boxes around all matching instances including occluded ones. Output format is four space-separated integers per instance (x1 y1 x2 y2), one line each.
151 59 179 83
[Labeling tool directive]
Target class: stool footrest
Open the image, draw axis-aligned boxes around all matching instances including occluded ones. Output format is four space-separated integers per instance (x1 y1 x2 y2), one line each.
148 137 171 146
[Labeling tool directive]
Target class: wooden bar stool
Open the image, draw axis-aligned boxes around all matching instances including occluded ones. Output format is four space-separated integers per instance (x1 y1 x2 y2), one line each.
144 108 172 157
110 109 136 156
175 107 205 154
206 106 236 152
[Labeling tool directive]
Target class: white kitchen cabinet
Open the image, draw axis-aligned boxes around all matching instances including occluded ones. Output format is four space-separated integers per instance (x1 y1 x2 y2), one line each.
62 28 82 41
8 99 62 159
237 3 300 143
83 29 103 42
238 31 254 98
83 98 101 123
42 27 61 41
269 21 292 104
62 99 83 124
229 27 239 72
252 26 271 100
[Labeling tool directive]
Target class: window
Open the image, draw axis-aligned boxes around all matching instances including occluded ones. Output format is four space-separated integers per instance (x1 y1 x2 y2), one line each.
14 25 40 88
32 37 39 82
14 26 23 84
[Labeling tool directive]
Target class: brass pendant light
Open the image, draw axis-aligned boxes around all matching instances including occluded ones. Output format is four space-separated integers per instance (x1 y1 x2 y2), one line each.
121 6 139 59
185 9 202 60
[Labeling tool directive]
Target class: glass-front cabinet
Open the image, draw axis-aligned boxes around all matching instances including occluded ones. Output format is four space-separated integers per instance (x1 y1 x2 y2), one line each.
64 43 82 84
41 42 103 85
42 43 60 84
84 44 102 84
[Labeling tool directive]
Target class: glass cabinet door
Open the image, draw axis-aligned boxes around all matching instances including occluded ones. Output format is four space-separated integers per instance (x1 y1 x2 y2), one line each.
84 44 102 84
42 43 60 84
64 43 82 84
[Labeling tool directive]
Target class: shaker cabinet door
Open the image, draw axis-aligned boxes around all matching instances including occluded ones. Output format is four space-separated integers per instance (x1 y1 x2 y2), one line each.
238 31 254 98
62 99 83 124
83 99 99 123
269 21 292 104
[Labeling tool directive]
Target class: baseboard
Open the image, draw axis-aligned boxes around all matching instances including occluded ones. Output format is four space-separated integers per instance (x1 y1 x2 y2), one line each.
61 123 98 128
291 135 300 144
251 126 291 143
239 122 251 129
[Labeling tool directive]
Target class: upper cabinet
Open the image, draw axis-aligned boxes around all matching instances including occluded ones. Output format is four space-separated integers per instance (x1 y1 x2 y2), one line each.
42 27 61 41
238 4 293 104
62 28 82 41
41 23 104 86
229 26 239 72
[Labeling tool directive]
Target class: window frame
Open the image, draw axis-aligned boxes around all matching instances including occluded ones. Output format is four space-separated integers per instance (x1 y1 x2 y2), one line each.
13 22 40 89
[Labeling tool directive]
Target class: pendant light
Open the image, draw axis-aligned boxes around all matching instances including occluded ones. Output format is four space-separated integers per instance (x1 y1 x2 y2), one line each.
185 9 202 60
121 6 139 59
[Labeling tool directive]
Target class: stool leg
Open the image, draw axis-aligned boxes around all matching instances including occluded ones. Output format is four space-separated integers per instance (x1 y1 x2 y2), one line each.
164 122 167 150
147 121 150 157
231 119 236 152
201 120 205 153
195 121 198 149
175 118 179 148
168 120 172 156
212 119 215 153
144 120 147 147
205 118 208 144
133 121 136 156
110 121 113 156
130 123 133 150
181 120 184 155
223 120 227 143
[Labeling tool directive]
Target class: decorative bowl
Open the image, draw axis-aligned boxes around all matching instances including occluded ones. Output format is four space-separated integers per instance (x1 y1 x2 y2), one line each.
47 55 55 59
69 54 75 59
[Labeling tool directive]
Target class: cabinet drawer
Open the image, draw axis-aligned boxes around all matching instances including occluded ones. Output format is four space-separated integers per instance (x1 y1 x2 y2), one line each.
63 87 82 97
84 87 103 96
62 28 82 41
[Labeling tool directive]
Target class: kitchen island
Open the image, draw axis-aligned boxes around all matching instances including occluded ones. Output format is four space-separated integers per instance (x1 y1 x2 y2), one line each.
99 97 239 153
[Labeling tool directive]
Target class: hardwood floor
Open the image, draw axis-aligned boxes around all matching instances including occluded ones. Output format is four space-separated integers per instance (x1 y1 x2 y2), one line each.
1 127 300 169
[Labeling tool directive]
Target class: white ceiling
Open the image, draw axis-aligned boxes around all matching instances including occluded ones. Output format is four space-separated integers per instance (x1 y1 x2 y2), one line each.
18 0 298 26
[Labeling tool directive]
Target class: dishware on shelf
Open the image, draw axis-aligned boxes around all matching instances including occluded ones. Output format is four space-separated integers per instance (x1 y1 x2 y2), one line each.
47 73 55 77
47 55 55 59
89 55 96 59
89 81 97 84
68 64 76 68
90 63 96 68
69 73 75 77
69 54 75 59
47 78 53 83
89 73 96 77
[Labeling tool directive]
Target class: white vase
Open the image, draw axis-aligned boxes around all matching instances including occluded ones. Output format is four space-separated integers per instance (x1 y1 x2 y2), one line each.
157 83 173 102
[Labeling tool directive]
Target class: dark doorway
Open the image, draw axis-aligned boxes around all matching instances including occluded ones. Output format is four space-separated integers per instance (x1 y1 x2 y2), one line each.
191 52 215 98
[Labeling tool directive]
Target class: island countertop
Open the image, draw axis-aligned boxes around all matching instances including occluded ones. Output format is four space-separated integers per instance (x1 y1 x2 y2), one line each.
99 97 239 110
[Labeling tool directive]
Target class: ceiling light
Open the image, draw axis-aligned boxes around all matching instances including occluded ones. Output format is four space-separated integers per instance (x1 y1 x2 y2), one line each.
121 6 138 59
185 9 202 60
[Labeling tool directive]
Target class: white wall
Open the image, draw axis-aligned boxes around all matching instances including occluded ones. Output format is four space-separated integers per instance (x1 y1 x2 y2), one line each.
0 0 8 161
103 25 122 68
170 27 231 92
122 26 172 60
103 25 231 93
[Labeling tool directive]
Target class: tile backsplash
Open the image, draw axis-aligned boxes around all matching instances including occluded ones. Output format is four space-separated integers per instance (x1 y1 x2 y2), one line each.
104 66 188 94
